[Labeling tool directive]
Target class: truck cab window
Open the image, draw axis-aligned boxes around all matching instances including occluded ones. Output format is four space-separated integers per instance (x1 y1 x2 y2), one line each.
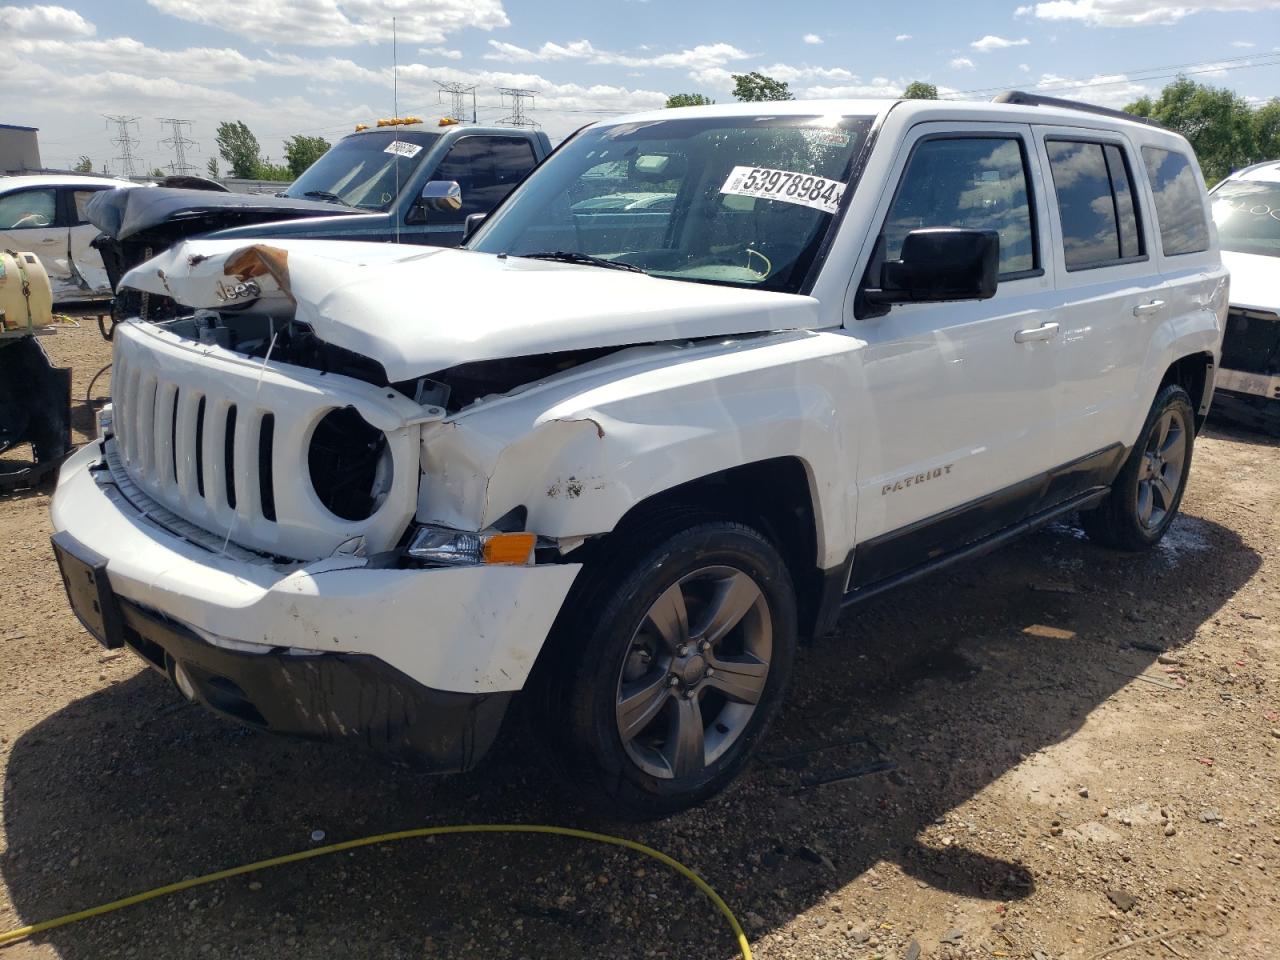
434 136 539 221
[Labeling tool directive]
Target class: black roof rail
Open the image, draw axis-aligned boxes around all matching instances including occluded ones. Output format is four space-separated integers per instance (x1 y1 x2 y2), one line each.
991 90 1160 126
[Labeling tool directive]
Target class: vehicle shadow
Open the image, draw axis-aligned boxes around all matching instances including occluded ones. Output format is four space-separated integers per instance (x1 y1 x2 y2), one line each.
1 511 1260 959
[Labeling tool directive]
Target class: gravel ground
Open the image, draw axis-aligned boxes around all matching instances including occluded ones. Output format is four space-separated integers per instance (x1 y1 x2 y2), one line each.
1 319 1277 960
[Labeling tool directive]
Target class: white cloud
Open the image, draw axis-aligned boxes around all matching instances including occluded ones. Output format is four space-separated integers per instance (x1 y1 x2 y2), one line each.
971 34 1031 51
1023 0 1280 27
1014 4 1034 13
1019 62 1031 71
420 47 463 60
145 0 509 46
1231 40 1255 46
895 33 913 41
750 61 859 83
1033 72 1152 106
1 4 95 38
485 39 750 73
950 57 976 69
803 33 823 44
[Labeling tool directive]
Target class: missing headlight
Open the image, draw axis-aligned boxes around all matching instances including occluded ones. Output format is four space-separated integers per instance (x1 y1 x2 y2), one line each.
307 407 393 521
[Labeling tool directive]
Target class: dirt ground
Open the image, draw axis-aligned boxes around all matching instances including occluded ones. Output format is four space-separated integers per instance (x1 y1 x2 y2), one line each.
1 319 1277 960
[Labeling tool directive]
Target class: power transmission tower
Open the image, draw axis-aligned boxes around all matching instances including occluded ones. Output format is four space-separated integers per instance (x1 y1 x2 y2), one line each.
157 118 199 176
496 87 539 128
104 115 143 178
435 81 477 123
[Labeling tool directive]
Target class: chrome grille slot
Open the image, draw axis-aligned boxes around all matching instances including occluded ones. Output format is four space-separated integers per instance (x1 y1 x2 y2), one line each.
107 321 422 561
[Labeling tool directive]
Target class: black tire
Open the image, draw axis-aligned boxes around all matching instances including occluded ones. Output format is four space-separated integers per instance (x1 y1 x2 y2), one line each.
532 518 797 819
1081 384 1195 551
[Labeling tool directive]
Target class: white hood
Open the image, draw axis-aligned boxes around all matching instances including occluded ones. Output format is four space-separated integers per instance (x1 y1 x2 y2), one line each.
122 238 826 382
1221 250 1280 313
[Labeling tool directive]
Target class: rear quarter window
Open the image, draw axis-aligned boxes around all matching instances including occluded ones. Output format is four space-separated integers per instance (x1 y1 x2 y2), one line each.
1141 147 1210 256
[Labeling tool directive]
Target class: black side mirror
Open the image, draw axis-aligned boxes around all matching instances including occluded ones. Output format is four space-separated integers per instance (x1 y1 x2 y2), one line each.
866 228 999 306
462 212 486 243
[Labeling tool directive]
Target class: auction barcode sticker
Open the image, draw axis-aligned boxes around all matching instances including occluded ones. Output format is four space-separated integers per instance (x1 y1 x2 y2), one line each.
384 140 423 158
720 166 846 214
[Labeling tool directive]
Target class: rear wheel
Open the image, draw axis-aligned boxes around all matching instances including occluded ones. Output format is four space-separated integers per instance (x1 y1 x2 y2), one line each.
535 519 797 818
1081 384 1195 551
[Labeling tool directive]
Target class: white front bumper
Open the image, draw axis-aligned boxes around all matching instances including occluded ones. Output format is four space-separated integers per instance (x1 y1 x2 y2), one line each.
50 442 581 694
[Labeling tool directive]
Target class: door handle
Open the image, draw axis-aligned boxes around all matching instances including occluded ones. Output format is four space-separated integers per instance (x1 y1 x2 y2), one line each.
1014 322 1059 343
1133 300 1165 317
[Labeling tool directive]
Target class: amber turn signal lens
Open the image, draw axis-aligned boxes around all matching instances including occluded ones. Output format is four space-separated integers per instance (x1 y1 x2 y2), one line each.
482 532 536 565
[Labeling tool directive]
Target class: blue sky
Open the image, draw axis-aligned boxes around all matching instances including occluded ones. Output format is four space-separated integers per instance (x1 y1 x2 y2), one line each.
2 0 1278 173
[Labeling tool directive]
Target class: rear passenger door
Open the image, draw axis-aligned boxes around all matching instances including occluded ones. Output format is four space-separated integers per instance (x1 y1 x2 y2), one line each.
1032 127 1165 459
62 187 113 298
849 123 1062 587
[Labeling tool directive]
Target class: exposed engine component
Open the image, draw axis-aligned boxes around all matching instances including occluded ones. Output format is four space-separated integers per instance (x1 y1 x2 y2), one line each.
0 251 72 491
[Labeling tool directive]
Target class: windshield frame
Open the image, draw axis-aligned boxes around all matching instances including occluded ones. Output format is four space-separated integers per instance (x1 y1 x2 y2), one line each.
282 130 442 212
1210 178 1280 259
468 113 880 296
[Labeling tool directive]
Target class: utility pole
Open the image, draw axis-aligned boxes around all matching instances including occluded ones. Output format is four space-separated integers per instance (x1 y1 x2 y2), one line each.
157 118 199 176
104 115 143 178
435 81 478 123
496 87 539 128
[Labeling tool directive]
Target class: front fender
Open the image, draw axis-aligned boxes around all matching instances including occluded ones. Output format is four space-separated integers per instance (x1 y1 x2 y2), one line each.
417 333 861 569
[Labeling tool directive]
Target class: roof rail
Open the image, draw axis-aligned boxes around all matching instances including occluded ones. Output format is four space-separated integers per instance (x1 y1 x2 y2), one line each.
992 90 1159 126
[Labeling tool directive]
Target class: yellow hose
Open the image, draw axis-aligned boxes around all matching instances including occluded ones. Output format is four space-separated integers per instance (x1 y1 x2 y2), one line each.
0 824 753 959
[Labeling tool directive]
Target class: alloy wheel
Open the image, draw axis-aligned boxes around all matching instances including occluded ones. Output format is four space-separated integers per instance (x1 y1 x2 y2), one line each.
1137 408 1186 530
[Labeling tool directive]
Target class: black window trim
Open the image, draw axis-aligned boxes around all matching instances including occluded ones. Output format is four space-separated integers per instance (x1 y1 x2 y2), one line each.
1044 134 1150 273
863 130 1046 299
1140 144 1211 258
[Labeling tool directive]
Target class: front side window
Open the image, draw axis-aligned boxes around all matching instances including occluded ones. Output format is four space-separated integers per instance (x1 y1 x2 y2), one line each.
1142 147 1210 256
1212 179 1280 258
1046 139 1144 270
283 131 440 210
432 136 539 221
882 136 1037 277
0 188 57 229
71 188 106 224
471 114 875 294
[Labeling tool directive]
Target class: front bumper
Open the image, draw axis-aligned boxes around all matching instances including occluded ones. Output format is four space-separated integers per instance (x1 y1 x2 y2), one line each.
50 441 582 762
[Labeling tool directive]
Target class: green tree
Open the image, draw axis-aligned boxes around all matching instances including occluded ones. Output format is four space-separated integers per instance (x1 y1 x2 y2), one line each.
256 158 293 182
1125 77 1256 184
1253 98 1280 162
283 135 330 178
902 81 938 100
665 93 715 108
206 157 219 178
215 120 262 179
731 71 793 102
149 167 167 178
73 155 93 173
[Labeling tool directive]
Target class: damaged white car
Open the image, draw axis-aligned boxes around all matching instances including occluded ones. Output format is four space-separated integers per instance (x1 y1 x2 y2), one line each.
51 95 1226 816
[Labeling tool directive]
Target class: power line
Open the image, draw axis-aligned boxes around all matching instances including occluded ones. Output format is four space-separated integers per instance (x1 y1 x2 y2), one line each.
104 115 143 178
157 117 199 176
436 81 478 123
496 87 539 128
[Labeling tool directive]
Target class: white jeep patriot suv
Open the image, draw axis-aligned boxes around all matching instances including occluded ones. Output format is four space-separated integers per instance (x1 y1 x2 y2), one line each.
51 92 1227 816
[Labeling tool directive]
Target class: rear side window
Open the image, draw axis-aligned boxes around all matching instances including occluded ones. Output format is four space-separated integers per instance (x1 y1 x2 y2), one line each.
1045 139 1144 270
882 136 1037 277
1141 147 1210 256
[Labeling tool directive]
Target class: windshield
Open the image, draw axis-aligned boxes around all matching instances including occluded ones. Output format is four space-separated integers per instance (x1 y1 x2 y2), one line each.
283 131 440 210
1212 180 1280 258
470 114 874 293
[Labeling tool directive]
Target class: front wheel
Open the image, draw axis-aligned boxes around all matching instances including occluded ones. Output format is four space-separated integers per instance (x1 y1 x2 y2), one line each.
535 520 797 818
1081 384 1195 551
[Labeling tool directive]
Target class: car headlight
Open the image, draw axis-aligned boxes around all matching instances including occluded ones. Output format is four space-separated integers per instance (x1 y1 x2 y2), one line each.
308 407 393 521
406 525 537 567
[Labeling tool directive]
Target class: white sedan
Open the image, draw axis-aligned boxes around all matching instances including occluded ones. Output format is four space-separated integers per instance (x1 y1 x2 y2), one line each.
0 173 138 302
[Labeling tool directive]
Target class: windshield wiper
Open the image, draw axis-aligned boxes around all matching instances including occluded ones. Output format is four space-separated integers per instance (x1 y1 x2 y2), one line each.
518 251 646 274
301 190 351 207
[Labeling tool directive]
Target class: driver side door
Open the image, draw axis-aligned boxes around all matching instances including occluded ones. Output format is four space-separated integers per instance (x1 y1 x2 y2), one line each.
0 187 71 296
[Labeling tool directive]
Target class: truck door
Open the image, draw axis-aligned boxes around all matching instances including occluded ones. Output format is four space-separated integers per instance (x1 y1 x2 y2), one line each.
0 187 72 299
413 136 540 246
848 122 1063 588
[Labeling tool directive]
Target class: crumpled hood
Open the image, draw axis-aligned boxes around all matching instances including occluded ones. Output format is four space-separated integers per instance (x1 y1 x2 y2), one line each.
121 238 827 381
1222 250 1280 313
87 187 364 243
